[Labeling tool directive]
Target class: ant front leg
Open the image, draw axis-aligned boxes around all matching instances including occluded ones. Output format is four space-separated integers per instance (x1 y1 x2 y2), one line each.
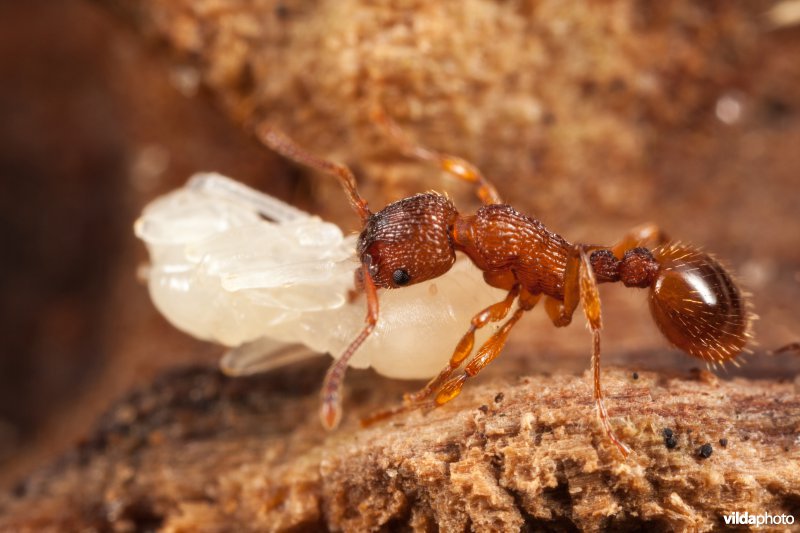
371 108 502 205
320 263 379 429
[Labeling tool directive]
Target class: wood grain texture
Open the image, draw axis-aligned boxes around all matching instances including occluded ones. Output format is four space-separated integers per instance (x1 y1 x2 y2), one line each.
1 362 797 531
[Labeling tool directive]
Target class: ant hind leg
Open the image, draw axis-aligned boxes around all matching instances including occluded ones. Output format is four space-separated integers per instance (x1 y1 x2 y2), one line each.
576 247 632 457
610 223 669 258
546 245 631 457
362 286 534 426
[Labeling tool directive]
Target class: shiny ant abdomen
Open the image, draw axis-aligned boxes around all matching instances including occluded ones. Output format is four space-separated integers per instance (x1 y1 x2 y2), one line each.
257 111 753 457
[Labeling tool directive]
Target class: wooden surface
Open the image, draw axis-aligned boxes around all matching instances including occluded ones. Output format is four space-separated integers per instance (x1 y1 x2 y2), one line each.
1 361 798 531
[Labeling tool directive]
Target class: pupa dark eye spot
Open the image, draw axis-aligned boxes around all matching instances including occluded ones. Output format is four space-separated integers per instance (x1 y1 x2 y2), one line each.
392 268 411 286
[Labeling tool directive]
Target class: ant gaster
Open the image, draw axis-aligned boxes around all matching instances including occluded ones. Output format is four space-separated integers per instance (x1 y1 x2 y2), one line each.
256 111 752 457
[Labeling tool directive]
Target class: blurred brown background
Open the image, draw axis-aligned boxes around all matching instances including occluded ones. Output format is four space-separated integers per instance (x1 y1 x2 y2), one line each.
0 0 301 488
0 0 798 491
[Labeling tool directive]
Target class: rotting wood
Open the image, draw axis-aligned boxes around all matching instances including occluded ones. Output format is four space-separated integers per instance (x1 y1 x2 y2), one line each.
1 362 798 531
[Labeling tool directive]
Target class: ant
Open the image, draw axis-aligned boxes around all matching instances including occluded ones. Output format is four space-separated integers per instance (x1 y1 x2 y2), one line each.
255 110 752 457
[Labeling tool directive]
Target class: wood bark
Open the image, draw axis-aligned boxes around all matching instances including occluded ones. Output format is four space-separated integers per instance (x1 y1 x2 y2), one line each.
1 362 798 531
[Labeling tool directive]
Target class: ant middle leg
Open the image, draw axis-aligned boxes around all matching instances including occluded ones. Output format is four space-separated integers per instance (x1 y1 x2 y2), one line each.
433 290 541 406
362 285 521 426
371 108 502 205
362 286 536 426
544 248 583 327
403 284 522 406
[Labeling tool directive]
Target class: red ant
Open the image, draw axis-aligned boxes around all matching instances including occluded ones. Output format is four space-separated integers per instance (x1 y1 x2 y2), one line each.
255 110 752 457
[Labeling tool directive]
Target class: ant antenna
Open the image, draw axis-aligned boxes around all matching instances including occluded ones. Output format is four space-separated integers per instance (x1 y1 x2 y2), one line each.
255 123 372 224
255 122 384 428
370 107 503 205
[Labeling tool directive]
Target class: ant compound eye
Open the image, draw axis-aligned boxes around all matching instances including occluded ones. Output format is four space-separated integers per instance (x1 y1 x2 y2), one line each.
392 268 411 286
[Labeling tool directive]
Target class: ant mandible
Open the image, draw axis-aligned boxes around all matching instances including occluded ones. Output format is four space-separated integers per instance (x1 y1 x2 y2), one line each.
255 110 752 457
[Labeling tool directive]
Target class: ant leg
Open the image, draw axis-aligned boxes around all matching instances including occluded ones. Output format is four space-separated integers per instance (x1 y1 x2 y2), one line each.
371 108 502 205
433 290 541 406
255 123 372 224
362 285 521 425
320 263 379 429
576 246 631 457
544 249 582 327
610 223 669 258
405 285 521 404
544 246 630 456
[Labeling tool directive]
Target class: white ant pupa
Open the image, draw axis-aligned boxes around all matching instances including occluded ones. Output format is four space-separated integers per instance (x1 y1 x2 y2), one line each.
134 172 505 380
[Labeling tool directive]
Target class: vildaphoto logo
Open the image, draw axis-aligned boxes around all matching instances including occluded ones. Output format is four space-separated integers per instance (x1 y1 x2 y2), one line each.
723 511 795 528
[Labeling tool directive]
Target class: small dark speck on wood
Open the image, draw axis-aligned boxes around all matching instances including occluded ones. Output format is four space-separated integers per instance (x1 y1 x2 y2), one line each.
663 428 678 449
698 443 713 459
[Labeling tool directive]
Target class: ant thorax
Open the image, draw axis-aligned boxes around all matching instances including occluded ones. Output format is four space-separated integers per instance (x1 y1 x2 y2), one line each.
451 204 572 297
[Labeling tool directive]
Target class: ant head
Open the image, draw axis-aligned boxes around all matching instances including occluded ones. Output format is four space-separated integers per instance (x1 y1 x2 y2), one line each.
357 193 458 289
647 243 752 363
